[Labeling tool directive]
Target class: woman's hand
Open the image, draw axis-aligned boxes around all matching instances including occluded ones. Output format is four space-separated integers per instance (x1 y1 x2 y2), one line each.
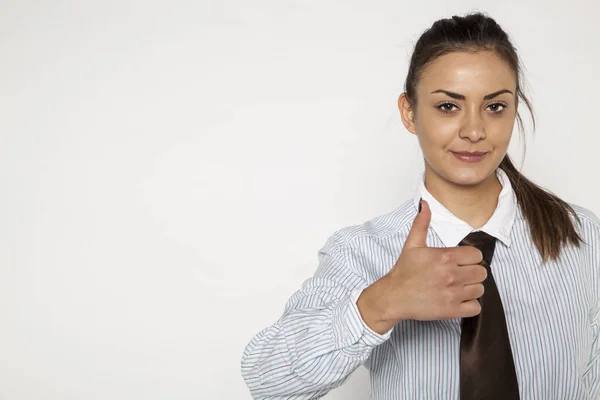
357 200 487 334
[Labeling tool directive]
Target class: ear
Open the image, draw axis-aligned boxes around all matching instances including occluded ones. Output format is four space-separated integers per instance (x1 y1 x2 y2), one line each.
398 93 417 135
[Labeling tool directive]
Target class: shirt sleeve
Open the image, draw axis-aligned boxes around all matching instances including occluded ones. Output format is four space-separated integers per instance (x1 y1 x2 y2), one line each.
580 208 600 399
240 235 393 399
584 307 600 400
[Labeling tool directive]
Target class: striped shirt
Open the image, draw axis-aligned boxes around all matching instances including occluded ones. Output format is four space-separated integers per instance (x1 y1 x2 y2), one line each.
241 170 600 399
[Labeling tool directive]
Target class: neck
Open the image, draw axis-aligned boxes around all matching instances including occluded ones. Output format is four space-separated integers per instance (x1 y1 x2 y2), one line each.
424 169 502 229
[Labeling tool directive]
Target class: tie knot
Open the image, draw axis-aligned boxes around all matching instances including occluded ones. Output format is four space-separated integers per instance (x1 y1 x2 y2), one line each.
459 231 496 248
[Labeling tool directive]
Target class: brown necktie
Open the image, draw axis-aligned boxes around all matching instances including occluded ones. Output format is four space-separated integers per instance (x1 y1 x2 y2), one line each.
458 231 519 400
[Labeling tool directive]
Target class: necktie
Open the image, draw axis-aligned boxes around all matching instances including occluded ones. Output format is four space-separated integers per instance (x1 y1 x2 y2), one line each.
458 231 519 400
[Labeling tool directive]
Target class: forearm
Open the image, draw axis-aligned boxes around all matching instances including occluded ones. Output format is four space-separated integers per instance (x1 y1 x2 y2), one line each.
241 289 391 399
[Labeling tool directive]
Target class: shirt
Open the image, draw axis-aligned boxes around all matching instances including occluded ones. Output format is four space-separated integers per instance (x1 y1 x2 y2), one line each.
241 169 600 399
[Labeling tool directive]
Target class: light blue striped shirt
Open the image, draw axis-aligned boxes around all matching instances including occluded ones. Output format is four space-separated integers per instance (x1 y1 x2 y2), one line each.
241 170 600 399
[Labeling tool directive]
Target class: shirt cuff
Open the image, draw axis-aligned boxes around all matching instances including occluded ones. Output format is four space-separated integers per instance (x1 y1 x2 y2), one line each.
331 288 394 349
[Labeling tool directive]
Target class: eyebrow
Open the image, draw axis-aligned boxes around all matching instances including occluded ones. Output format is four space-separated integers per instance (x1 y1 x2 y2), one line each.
430 89 514 100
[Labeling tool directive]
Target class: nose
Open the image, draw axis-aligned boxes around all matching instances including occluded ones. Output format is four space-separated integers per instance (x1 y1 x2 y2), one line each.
459 108 486 142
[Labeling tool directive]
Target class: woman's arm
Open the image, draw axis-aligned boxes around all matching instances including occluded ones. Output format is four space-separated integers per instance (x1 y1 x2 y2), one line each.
573 206 600 399
584 308 600 400
240 236 392 399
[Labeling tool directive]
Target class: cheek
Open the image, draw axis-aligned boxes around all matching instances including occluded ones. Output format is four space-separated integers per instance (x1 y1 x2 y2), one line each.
485 118 515 147
415 111 461 148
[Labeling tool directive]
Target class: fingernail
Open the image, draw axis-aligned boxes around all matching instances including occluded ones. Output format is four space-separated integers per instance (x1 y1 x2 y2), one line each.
418 198 422 213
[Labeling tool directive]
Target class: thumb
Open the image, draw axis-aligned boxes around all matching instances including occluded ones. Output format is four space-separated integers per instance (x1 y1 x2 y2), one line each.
404 199 431 248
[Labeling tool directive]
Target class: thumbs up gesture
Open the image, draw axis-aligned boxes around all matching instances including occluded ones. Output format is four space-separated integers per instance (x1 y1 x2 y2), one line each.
357 200 488 334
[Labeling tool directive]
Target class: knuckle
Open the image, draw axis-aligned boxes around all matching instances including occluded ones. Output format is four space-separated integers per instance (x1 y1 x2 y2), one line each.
441 270 457 286
439 250 454 264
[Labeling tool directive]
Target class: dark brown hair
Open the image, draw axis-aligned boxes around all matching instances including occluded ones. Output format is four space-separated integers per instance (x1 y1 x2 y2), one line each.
404 12 582 262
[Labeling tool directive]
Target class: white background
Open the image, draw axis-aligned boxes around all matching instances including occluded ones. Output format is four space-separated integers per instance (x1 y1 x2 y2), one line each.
1 0 599 399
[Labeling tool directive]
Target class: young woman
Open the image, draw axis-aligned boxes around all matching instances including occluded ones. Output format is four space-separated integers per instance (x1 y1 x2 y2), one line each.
240 12 600 399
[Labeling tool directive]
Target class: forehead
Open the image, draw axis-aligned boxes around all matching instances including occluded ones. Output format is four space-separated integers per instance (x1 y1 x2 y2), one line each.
418 51 517 93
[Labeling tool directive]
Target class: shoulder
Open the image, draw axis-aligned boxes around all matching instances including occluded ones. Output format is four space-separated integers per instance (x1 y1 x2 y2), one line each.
566 203 600 249
569 203 600 231
322 199 417 251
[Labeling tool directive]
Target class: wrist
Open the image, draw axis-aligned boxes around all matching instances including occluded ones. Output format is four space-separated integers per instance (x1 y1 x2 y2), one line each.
356 278 399 334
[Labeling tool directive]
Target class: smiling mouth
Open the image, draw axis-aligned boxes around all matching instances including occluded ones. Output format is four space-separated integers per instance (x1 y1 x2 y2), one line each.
451 151 488 162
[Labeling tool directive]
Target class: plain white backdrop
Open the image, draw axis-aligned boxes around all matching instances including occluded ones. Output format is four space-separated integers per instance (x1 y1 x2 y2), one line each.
1 0 599 399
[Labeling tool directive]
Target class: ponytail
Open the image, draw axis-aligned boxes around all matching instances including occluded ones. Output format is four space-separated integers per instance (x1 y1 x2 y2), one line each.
499 155 583 262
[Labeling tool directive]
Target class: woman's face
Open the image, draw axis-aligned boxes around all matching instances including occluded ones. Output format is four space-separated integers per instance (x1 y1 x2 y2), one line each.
399 51 517 188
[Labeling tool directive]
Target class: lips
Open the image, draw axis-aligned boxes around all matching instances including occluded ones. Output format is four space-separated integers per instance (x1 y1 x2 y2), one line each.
453 151 487 156
452 151 488 163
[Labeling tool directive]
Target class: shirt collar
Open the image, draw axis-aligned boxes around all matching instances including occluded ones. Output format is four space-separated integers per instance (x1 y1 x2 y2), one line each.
412 168 517 247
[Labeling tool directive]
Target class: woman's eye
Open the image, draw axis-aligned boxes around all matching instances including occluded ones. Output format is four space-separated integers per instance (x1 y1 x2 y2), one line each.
437 103 458 113
487 103 507 113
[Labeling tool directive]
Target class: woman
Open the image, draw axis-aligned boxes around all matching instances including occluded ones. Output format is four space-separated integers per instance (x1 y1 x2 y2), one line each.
240 12 600 399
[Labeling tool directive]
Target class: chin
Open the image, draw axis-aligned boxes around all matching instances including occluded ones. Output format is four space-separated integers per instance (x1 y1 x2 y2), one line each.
443 168 496 187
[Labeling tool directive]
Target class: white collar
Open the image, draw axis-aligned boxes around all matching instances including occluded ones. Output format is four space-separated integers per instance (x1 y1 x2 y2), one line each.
412 168 517 247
